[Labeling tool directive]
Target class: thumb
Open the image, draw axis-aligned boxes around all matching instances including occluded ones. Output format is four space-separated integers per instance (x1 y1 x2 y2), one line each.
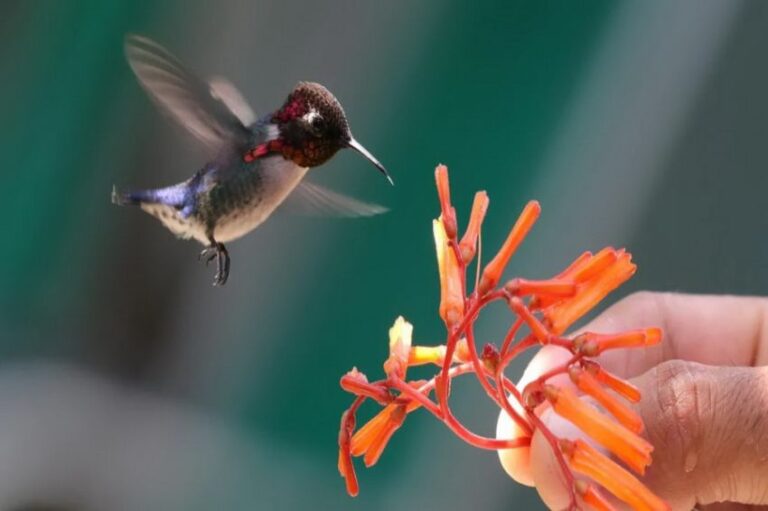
527 359 768 510
629 359 768 509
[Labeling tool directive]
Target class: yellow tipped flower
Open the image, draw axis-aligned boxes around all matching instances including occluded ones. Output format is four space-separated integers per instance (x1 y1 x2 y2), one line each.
410 337 471 367
545 385 652 474
409 345 447 366
433 218 465 327
383 316 413 379
563 439 670 511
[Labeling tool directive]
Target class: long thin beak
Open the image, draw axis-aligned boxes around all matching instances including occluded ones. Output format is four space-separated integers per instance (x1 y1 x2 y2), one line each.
348 137 394 185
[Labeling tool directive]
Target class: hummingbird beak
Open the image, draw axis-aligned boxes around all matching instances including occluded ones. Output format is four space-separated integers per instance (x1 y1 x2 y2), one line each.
348 137 394 185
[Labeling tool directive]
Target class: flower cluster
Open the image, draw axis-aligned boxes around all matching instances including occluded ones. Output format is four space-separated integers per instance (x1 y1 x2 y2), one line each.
337 165 669 511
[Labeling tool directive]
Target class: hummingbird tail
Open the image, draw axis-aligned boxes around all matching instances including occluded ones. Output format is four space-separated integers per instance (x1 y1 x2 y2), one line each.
112 184 191 208
111 184 200 240
111 186 142 206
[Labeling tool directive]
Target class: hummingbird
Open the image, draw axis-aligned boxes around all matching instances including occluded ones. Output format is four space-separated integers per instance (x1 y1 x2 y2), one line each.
112 35 392 286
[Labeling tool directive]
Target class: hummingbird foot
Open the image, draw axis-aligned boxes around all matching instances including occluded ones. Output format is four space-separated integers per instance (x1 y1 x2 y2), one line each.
199 242 230 286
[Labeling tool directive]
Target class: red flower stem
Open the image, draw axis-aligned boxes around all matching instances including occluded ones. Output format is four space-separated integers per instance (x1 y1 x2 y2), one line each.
496 370 579 509
464 323 502 399
498 374 525 403
345 395 366 418
438 291 504 416
548 336 574 349
500 334 537 369
416 362 474 392
499 316 523 357
526 409 578 509
532 355 579 387
465 323 532 435
340 376 392 405
388 375 442 418
495 370 577 496
494 370 533 436
435 374 531 450
397 363 531 450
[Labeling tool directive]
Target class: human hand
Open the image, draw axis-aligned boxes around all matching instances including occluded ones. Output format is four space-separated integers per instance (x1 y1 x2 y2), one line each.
498 292 768 510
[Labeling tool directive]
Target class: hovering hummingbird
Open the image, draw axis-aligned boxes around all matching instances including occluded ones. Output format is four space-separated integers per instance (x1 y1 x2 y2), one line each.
113 35 392 286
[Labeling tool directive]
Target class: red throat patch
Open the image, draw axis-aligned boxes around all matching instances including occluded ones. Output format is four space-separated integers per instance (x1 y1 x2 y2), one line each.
242 139 285 163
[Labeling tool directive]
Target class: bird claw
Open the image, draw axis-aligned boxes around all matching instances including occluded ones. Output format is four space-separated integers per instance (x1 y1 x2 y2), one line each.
199 246 218 266
199 243 230 286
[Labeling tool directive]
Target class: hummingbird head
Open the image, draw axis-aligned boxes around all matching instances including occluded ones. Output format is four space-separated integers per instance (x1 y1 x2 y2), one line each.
271 82 393 184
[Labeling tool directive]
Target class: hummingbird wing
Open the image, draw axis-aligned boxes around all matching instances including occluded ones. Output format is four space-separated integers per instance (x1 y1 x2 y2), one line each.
125 34 252 151
208 76 256 126
284 181 388 217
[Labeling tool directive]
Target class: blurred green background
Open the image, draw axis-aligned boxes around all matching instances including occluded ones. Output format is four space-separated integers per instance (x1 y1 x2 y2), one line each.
1 1 767 510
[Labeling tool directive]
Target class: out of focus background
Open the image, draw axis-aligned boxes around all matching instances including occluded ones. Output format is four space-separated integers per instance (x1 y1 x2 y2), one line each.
1 1 767 510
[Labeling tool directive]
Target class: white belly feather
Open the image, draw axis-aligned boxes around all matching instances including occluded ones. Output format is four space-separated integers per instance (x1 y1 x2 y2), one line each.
213 159 308 243
142 158 308 245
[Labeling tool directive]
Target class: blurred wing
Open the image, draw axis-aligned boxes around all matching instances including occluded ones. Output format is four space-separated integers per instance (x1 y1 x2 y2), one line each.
284 181 389 217
209 76 256 126
125 34 252 150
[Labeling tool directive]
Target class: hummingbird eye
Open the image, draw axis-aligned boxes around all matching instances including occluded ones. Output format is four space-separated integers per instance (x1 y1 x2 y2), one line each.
309 114 326 136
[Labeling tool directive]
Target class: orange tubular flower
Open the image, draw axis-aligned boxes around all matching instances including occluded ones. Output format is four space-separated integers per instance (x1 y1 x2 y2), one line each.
584 360 642 403
478 200 541 295
338 410 358 496
576 480 616 511
458 191 489 263
545 385 652 474
569 367 644 434
336 164 667 510
504 278 577 299
569 247 620 284
528 251 597 310
544 250 636 335
434 219 465 327
562 440 671 511
530 248 620 311
435 164 458 239
508 296 551 343
573 328 662 356
351 403 408 467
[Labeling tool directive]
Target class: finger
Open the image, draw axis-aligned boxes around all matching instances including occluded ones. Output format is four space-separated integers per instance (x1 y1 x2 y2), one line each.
635 361 768 508
575 292 768 378
498 292 768 498
700 502 768 511
496 345 573 486
527 360 768 510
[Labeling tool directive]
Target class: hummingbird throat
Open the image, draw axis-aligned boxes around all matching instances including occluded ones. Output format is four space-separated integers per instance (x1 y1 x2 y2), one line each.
242 139 285 163
241 137 324 168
